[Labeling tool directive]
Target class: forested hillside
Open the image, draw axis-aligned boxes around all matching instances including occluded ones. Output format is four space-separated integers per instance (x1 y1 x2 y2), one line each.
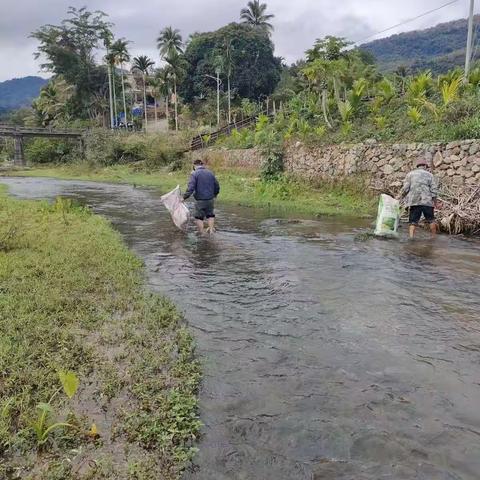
0 76 48 113
362 16 478 73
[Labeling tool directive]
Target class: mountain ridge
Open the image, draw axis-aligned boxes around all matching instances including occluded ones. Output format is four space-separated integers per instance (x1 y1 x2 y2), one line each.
361 15 479 73
0 76 49 113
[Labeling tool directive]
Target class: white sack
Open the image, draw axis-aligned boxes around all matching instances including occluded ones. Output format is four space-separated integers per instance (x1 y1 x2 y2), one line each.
374 194 400 237
160 185 190 230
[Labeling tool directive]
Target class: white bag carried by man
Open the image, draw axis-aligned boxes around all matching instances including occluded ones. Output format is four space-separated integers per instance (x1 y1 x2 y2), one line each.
374 194 400 237
160 185 190 230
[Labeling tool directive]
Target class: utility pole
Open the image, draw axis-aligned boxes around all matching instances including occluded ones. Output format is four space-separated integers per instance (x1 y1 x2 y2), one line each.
205 72 222 128
465 0 475 82
216 67 221 127
107 64 114 129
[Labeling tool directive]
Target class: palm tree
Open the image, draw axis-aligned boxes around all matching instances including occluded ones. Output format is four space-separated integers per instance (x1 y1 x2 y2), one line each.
157 26 184 57
157 26 184 131
155 67 171 129
240 0 274 32
32 77 74 126
132 55 155 129
112 39 130 125
165 51 187 131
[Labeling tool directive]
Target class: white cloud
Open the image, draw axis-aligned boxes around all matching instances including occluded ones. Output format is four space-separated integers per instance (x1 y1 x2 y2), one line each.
0 0 474 81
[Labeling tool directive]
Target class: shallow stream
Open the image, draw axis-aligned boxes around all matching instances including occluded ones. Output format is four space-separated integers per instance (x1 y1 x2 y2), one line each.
2 177 480 480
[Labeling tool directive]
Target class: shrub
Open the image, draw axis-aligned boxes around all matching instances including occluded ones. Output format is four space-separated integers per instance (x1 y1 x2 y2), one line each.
84 129 116 166
452 117 480 140
0 138 14 162
217 128 254 149
110 136 148 164
83 130 185 168
24 138 76 164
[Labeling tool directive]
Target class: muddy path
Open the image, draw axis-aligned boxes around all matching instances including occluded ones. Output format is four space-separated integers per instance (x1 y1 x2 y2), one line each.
2 177 480 480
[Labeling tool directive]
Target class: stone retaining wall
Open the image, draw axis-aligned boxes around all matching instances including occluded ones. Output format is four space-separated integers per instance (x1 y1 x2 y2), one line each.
284 140 480 188
190 140 480 187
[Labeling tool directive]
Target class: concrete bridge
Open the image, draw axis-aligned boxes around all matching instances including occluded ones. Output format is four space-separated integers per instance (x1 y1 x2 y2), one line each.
0 125 85 166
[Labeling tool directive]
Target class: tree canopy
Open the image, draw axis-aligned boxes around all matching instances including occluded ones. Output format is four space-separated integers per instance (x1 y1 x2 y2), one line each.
180 22 281 104
30 7 113 119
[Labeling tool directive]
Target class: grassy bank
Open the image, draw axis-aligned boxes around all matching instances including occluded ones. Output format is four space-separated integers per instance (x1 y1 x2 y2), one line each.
4 163 376 218
0 188 200 479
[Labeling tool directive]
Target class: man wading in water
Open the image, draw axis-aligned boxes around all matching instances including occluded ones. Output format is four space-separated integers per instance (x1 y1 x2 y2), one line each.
399 157 439 239
183 159 220 234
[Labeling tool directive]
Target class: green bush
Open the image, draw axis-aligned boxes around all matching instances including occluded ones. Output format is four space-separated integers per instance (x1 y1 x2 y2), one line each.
216 128 254 149
111 136 148 164
452 117 480 140
83 130 185 168
24 138 76 164
0 139 14 162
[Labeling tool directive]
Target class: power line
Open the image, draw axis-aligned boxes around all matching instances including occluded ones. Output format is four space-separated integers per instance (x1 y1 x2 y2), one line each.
353 0 460 46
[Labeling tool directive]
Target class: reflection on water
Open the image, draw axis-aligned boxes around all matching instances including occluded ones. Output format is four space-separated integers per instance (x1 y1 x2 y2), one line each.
2 177 480 480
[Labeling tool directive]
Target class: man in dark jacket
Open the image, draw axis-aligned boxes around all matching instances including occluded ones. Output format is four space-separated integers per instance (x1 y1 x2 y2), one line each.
183 159 220 233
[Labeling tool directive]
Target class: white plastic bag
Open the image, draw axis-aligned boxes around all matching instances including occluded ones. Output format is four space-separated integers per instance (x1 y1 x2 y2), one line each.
160 185 190 231
374 194 400 237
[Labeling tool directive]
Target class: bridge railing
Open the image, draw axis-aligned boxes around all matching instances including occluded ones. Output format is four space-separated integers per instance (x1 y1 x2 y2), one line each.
0 124 85 137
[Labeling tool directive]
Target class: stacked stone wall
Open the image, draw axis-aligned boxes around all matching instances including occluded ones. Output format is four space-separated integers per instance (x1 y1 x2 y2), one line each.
190 140 480 187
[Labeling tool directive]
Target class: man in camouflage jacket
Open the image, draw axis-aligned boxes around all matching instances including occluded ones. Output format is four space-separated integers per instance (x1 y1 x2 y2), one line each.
400 157 439 239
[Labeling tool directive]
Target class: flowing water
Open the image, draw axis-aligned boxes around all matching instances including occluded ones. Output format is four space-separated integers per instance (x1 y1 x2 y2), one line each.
2 177 480 480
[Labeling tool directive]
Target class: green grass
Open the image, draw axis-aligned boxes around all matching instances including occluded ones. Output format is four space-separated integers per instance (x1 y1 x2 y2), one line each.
4 163 377 218
0 188 200 479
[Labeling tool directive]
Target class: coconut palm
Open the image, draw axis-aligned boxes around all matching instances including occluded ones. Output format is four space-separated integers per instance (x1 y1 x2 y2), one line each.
155 67 171 129
132 55 155 129
32 77 74 126
240 0 274 32
157 27 184 131
111 38 130 125
156 26 183 57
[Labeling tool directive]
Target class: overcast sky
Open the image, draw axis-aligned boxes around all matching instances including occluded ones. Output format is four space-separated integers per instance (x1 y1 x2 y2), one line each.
0 0 476 81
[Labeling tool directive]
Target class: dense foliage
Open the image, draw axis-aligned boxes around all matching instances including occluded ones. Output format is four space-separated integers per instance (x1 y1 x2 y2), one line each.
30 7 112 120
3 2 480 150
362 16 478 73
216 36 480 149
181 23 281 105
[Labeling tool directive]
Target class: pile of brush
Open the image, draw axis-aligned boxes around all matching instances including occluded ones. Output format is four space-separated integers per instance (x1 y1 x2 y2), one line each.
436 184 480 235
